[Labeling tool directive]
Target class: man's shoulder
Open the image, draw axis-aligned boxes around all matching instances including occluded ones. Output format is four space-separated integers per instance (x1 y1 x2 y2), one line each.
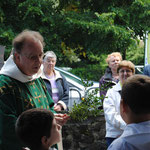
143 65 150 76
35 77 45 84
106 83 120 93
0 75 14 84
108 137 139 150
0 75 17 94
108 138 124 150
109 82 121 92
145 64 150 69
0 75 22 89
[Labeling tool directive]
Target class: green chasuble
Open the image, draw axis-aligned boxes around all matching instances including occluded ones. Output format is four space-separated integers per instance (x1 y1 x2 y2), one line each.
0 75 55 150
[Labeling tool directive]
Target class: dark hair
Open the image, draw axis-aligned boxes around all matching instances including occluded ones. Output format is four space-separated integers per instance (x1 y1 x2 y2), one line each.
15 108 54 150
121 74 150 114
13 30 45 54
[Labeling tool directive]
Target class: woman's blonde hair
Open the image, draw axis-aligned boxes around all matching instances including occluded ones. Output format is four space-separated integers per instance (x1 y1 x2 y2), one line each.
117 60 135 74
106 52 122 64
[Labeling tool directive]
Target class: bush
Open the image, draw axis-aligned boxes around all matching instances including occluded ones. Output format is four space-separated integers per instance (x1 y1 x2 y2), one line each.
68 79 103 122
70 63 106 82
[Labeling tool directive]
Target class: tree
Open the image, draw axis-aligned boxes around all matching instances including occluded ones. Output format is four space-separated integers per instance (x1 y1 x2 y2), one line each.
0 0 149 80
58 0 150 59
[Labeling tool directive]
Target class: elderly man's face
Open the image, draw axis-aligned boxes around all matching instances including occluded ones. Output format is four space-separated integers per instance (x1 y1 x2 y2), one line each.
15 39 44 76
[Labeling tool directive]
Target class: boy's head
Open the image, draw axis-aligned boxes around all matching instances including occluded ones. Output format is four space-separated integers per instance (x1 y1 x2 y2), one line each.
120 75 150 123
15 108 61 150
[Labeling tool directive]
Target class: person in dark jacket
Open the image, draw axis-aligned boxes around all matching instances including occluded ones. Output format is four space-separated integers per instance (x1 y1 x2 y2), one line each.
143 64 150 76
42 51 69 111
99 52 122 103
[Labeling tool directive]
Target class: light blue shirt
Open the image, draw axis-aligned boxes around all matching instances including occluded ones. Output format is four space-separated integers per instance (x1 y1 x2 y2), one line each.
108 120 150 150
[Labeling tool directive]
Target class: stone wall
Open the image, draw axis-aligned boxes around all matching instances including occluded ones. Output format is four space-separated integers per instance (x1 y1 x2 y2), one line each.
62 114 106 150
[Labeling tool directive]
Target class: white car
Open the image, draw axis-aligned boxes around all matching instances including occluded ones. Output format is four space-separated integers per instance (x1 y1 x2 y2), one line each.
55 67 100 109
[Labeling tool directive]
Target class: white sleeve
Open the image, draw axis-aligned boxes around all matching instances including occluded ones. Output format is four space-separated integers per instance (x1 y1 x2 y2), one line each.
57 100 67 110
103 89 126 130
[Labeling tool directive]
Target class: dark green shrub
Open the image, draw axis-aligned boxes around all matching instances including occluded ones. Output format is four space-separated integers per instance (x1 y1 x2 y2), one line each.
69 79 103 122
70 64 106 81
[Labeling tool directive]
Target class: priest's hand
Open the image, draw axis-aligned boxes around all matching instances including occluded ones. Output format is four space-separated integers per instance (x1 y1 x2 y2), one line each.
55 113 70 126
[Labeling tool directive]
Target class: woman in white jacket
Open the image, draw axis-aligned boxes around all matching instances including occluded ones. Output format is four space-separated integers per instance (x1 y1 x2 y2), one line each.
103 60 135 147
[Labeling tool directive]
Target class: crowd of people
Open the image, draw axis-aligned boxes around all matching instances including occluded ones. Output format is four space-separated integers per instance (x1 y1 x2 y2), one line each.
103 60 135 147
101 53 150 150
0 30 150 150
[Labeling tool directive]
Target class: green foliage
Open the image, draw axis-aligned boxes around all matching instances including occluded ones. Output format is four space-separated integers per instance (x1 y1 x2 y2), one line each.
60 42 81 64
69 79 103 122
126 40 144 65
56 11 134 57
69 41 144 81
69 53 108 81
128 0 150 37
0 0 60 59
70 64 104 81
57 0 150 62
0 27 15 59
0 0 149 79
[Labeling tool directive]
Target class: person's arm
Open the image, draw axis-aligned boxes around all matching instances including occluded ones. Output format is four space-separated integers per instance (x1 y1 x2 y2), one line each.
143 65 150 76
99 76 106 97
103 89 126 130
54 113 70 126
57 75 69 110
